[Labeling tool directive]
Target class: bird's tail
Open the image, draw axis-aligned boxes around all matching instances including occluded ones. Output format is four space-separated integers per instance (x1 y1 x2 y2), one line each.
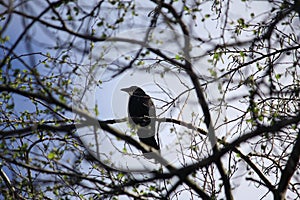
137 128 160 159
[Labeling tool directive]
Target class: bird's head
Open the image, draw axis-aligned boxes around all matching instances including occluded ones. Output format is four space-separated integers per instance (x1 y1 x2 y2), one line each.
121 86 142 96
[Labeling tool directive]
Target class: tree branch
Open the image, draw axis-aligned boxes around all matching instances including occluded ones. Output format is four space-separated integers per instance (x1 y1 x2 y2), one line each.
0 0 62 68
275 131 300 200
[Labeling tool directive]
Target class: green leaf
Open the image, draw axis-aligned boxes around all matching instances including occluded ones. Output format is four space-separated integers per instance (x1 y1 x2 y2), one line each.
175 54 181 60
149 185 156 191
97 21 104 27
48 152 56 160
94 103 99 116
137 60 145 65
275 73 282 80
239 51 246 57
117 173 124 179
237 18 245 26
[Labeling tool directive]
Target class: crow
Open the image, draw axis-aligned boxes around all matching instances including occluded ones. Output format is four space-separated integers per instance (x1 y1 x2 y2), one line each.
121 86 160 158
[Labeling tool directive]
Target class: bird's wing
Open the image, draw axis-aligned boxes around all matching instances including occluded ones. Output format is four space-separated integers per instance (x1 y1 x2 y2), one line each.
146 97 156 129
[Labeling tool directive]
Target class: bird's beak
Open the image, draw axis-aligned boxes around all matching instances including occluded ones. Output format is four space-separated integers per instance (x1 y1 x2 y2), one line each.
121 87 130 93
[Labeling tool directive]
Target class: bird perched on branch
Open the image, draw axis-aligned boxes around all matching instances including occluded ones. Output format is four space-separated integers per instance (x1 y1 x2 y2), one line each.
121 86 160 159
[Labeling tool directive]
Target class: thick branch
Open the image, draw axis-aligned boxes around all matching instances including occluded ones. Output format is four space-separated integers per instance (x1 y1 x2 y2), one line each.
275 132 300 200
180 113 300 176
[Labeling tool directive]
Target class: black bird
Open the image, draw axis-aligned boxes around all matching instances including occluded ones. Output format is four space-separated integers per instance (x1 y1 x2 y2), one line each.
121 86 160 158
